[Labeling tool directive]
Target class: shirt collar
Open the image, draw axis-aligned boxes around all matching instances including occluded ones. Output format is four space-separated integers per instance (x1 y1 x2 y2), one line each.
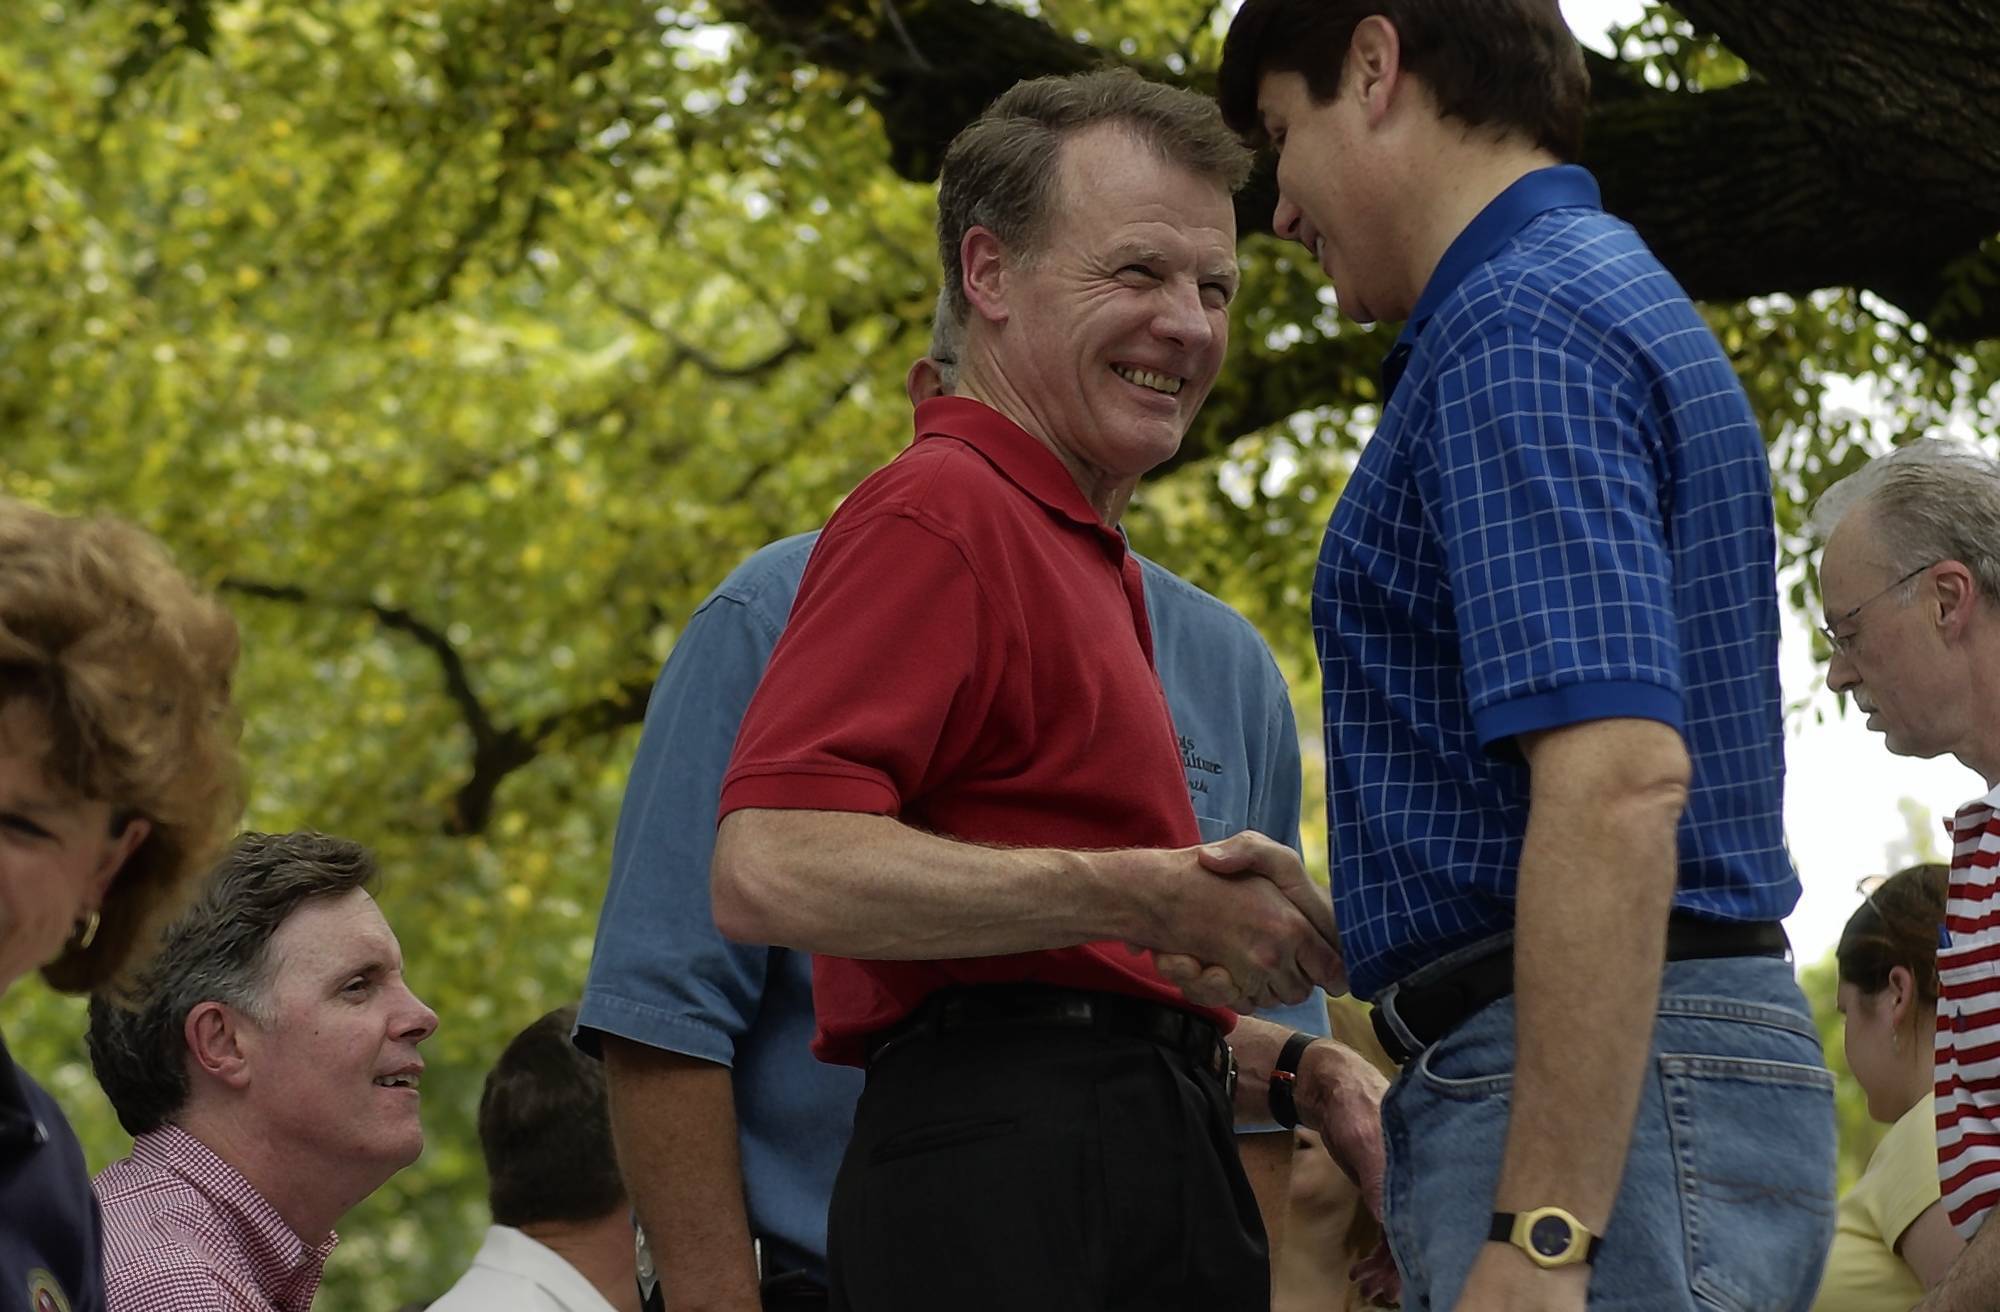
136 1124 339 1307
472 1226 618 1310
1948 781 2000 831
1382 164 1603 388
910 396 1126 550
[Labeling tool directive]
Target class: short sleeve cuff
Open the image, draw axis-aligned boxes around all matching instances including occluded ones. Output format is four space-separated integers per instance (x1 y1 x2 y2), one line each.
573 990 740 1065
1473 679 1683 751
1254 990 1333 1040
718 767 901 819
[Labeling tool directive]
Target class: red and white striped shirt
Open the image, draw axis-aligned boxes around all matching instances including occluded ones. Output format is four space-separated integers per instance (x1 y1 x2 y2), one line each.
1937 785 2000 1239
93 1124 337 1311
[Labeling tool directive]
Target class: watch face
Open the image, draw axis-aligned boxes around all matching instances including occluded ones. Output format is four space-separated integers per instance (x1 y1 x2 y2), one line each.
1529 1214 1574 1258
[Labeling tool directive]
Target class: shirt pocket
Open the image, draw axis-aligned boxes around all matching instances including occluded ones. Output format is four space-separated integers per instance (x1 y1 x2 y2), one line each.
1938 934 2000 1017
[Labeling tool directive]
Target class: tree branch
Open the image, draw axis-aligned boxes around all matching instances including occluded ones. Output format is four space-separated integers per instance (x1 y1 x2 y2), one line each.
218 577 658 836
709 0 2000 343
95 0 215 132
580 266 815 379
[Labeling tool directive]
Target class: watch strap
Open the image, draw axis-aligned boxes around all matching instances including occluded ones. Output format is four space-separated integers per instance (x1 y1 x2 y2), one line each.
1266 1030 1316 1130
1489 1208 1603 1268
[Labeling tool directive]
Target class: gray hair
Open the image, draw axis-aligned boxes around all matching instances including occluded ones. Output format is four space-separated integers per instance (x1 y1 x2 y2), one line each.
934 68 1251 337
87 831 377 1136
1811 438 2000 602
928 290 962 393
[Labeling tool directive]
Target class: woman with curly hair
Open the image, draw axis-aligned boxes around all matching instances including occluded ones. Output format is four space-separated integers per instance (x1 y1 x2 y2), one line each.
0 495 241 1312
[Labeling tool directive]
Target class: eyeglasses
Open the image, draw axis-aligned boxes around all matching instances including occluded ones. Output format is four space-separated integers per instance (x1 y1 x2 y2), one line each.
1819 562 1935 655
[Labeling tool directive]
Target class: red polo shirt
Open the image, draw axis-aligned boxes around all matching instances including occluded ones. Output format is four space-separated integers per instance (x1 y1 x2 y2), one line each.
720 396 1232 1065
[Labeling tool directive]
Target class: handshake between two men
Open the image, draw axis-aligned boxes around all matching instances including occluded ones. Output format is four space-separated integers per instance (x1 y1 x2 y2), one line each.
1135 827 1347 1013
711 807 1394 1293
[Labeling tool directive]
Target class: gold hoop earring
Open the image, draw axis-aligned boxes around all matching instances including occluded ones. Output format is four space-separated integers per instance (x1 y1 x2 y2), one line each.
71 910 100 952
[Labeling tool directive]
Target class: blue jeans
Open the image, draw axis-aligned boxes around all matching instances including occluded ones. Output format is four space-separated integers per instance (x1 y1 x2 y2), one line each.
1380 951 1837 1309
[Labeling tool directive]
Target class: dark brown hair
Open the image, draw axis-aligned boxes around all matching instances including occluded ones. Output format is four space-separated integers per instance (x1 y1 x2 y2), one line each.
935 68 1251 335
1836 862 1947 1007
478 1005 623 1226
1218 0 1590 162
87 832 376 1135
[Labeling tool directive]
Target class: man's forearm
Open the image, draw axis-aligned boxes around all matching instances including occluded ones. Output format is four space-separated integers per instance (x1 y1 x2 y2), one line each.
1496 720 1688 1236
713 811 1338 1003
713 809 1127 959
1920 1215 2000 1311
602 1039 762 1312
1231 1016 1389 1225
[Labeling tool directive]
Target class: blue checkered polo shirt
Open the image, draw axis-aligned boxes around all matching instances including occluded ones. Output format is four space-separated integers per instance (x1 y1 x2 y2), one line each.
1317 166 1799 1001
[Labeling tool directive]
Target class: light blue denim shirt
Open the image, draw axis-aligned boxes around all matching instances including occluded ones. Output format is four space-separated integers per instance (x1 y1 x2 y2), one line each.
577 531 1327 1279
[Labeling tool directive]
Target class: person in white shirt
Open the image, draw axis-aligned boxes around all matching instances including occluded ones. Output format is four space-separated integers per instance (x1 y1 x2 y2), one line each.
431 1005 637 1312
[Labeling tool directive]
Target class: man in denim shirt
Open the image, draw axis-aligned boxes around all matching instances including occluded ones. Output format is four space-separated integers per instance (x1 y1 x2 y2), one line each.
576 350 1330 1311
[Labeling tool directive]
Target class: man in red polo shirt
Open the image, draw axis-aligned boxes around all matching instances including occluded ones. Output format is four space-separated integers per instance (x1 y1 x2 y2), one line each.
711 70 1376 1310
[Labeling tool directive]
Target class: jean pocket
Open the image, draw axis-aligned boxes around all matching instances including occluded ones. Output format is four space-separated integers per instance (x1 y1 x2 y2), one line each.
868 1114 1021 1163
1411 1006 1514 1100
1660 1054 1836 1311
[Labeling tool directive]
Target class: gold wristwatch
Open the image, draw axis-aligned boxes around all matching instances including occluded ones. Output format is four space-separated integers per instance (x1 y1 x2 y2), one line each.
1489 1206 1602 1268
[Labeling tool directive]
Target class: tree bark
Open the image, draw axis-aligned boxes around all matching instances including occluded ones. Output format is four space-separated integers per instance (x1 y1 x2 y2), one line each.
713 0 2000 340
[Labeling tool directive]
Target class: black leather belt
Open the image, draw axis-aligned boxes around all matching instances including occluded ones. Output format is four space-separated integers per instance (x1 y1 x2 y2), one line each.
1369 915 1790 1065
864 984 1235 1097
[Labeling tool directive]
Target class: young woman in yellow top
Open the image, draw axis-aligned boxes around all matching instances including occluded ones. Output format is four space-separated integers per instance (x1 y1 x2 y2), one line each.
1815 864 1964 1310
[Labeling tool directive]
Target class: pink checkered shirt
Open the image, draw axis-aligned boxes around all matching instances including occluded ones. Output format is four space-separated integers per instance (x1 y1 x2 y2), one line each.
92 1124 338 1312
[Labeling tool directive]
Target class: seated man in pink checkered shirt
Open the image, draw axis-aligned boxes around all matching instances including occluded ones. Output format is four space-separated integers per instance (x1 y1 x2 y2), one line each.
84 831 439 1312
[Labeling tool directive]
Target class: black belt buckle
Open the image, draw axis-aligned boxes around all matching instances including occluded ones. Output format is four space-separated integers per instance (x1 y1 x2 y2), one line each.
1186 1022 1233 1100
1369 992 1410 1066
1147 996 1233 1098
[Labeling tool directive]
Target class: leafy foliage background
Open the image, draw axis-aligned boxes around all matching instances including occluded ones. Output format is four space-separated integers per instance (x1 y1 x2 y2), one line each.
2 2 1997 1305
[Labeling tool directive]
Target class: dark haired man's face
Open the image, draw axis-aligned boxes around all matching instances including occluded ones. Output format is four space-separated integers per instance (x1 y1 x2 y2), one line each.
240 888 439 1192
1259 70 1402 324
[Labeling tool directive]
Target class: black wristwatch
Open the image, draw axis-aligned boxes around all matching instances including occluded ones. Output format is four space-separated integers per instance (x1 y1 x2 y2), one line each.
1267 1030 1317 1129
1489 1207 1602 1268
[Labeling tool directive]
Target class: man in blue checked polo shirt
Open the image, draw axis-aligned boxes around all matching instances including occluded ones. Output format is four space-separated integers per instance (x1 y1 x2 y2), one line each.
1211 3 1837 1309
574 351 1335 1312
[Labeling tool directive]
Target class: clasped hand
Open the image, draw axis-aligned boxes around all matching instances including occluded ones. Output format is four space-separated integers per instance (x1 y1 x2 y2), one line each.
1140 830 1346 1012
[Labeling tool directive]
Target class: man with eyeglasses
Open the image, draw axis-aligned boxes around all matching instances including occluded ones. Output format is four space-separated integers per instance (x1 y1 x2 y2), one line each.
1811 438 2000 1312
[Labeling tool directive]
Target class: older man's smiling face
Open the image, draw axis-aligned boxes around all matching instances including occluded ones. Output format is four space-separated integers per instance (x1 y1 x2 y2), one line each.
977 121 1238 514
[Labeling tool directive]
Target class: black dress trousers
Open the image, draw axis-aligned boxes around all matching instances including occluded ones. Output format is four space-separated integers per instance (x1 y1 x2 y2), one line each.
826 1020 1268 1311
